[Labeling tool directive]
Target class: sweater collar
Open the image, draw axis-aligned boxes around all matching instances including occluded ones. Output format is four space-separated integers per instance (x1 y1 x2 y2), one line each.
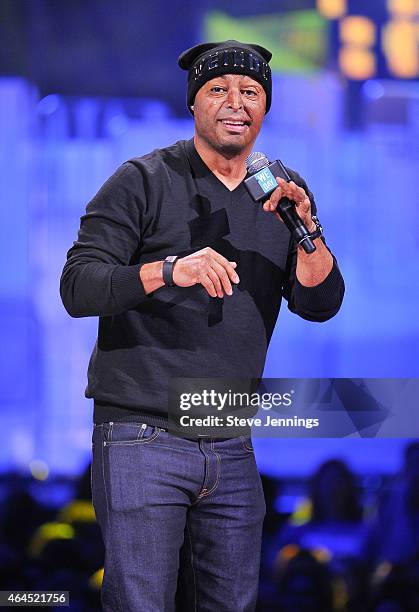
184 138 247 195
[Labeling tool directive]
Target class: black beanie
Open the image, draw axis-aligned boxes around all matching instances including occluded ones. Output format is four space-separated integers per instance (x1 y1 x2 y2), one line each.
178 40 272 114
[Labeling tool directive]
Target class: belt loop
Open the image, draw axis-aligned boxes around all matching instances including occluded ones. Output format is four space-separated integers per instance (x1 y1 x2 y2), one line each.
138 423 147 439
102 421 112 443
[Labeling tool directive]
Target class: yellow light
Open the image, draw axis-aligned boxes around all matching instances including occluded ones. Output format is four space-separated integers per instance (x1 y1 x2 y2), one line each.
317 0 347 19
339 47 376 79
312 547 332 563
279 544 300 561
382 20 419 77
58 500 96 524
340 16 376 46
290 498 312 525
89 568 104 590
28 522 75 557
387 0 419 17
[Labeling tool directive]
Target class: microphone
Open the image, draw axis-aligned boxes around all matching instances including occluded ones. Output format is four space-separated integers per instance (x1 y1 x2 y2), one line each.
244 152 316 254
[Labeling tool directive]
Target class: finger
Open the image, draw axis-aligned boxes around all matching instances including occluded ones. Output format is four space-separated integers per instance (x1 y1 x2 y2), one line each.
210 260 233 296
263 182 285 212
200 274 218 298
293 194 311 223
209 251 240 284
289 181 306 196
263 198 278 212
271 179 285 201
281 189 311 221
297 197 311 214
207 266 225 298
282 181 308 205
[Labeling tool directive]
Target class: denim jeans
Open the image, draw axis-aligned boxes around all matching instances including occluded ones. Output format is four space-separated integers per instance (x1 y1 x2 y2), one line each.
91 421 266 612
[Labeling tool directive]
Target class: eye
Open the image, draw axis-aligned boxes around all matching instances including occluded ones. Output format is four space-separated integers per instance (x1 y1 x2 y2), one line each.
242 89 257 97
210 86 226 93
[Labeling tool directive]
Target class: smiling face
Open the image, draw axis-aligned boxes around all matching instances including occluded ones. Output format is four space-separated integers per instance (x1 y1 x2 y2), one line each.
192 74 266 157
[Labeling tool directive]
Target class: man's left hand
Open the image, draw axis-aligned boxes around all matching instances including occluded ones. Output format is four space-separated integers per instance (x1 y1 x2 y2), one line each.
261 178 333 286
262 177 316 232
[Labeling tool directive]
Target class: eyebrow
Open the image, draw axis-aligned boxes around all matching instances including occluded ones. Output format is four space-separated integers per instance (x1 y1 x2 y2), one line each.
210 76 261 88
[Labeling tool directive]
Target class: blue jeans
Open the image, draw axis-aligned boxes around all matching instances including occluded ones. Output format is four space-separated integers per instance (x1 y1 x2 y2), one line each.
91 421 266 612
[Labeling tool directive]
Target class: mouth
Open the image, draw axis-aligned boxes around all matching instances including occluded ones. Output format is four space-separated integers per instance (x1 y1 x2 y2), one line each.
219 119 250 134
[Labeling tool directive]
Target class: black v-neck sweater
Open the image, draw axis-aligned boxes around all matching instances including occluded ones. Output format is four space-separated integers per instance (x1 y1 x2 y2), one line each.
60 139 344 426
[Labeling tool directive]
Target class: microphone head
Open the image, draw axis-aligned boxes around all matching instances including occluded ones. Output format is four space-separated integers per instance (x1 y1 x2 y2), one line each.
245 151 269 175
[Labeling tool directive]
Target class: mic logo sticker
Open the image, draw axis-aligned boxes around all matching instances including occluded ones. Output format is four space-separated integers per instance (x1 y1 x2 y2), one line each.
254 167 277 193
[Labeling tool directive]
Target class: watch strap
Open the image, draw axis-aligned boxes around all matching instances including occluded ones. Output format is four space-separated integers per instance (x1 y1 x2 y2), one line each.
308 215 323 240
163 255 178 286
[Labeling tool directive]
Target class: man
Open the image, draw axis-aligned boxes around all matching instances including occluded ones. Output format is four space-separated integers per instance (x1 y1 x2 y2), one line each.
60 40 344 611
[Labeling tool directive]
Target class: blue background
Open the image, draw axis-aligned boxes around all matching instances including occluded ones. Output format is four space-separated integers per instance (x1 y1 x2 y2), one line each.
0 0 418 479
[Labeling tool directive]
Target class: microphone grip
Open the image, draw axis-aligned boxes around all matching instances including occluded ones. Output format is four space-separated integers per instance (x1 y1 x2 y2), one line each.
278 198 316 254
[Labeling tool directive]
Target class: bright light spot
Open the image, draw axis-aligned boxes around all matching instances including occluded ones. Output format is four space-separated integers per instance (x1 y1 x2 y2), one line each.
37 94 60 115
89 567 104 590
340 16 376 46
363 80 385 100
317 0 347 19
106 114 129 136
29 459 49 480
388 0 418 17
279 544 300 561
376 561 393 579
29 522 75 557
339 47 376 79
313 547 333 563
382 20 419 78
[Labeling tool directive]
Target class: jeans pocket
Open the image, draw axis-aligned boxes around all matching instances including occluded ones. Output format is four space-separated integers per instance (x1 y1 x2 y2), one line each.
103 421 161 446
102 423 161 512
240 435 254 453
105 444 146 512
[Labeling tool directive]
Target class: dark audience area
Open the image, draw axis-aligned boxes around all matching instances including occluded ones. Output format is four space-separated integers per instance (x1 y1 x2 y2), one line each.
1 442 419 611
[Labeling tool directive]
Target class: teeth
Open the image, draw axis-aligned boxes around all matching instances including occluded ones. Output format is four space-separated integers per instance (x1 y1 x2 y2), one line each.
222 120 245 125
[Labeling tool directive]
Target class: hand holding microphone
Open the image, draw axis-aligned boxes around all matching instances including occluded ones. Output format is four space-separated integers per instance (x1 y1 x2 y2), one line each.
244 152 321 254
263 178 313 227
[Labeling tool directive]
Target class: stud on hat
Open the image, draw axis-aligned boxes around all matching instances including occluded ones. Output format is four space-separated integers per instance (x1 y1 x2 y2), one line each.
178 40 272 114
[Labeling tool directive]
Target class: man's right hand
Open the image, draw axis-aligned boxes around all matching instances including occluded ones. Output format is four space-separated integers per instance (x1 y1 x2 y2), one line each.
139 248 239 297
173 247 240 298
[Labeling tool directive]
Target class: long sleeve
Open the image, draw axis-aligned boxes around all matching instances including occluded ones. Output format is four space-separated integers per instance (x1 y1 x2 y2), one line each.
282 170 345 322
60 162 150 318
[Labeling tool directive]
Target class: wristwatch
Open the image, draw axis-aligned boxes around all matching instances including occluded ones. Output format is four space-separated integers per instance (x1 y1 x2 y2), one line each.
308 215 323 241
163 255 179 286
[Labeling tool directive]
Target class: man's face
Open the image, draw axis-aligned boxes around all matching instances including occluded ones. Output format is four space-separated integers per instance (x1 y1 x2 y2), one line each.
192 74 266 156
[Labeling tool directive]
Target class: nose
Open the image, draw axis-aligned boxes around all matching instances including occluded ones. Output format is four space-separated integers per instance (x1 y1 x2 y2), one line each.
226 87 243 110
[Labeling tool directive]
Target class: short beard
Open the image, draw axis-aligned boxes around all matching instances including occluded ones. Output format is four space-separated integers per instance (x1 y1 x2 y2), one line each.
201 132 245 158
